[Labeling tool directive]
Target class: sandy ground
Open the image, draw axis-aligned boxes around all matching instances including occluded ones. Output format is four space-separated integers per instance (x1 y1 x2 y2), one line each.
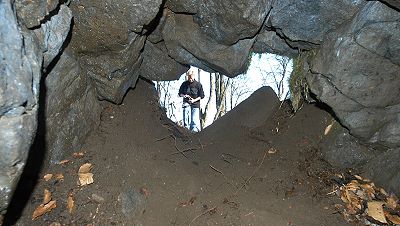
3 79 349 226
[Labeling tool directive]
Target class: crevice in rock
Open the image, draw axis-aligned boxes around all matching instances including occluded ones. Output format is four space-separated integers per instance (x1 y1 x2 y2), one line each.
28 0 71 30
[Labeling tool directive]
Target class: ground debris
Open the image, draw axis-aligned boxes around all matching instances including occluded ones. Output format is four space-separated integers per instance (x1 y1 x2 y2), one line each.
334 174 400 225
32 189 57 220
78 163 94 186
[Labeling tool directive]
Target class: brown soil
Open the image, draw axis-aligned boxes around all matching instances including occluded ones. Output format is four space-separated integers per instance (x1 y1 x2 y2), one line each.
5 79 349 226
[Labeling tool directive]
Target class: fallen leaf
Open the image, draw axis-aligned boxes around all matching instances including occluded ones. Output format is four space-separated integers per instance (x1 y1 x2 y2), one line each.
78 163 92 174
380 188 388 196
386 193 399 210
43 189 52 204
58 159 70 165
367 201 387 224
43 174 53 181
385 212 400 225
32 200 57 220
140 187 150 197
67 195 74 214
354 175 363 181
79 172 94 186
55 173 64 181
267 148 277 154
324 124 333 135
73 152 85 158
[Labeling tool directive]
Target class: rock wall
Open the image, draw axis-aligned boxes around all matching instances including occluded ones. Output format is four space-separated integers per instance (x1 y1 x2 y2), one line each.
1 0 400 217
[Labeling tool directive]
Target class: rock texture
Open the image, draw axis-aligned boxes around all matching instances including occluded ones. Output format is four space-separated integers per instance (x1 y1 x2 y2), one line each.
307 2 400 147
138 41 189 81
162 12 255 76
1 0 400 217
45 51 101 162
0 1 71 214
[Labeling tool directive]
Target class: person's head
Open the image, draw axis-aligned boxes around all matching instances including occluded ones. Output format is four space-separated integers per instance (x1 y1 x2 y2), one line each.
187 70 195 83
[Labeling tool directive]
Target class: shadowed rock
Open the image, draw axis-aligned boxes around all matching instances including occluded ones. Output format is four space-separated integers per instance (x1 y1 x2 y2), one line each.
308 2 400 147
139 41 189 81
162 12 255 76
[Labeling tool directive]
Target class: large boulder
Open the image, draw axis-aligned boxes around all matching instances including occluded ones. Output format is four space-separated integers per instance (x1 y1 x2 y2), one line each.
269 0 365 49
45 51 101 163
81 34 146 104
162 12 255 76
69 0 162 103
307 2 400 147
139 41 189 81
0 0 73 216
15 0 59 28
193 0 272 45
253 29 298 58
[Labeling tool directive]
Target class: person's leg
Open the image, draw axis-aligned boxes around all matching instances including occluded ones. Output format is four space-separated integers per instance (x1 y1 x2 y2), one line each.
182 104 190 129
190 107 200 132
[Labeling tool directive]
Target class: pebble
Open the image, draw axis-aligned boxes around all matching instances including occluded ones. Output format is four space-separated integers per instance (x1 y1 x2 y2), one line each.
91 193 105 203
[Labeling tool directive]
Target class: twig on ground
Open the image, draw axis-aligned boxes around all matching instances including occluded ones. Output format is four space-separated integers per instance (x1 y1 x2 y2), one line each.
189 206 217 226
169 147 198 155
198 138 205 152
171 136 189 159
209 164 225 176
233 150 268 196
155 134 174 142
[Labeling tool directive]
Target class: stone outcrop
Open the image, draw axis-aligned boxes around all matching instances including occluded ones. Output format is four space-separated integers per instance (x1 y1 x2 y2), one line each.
0 0 72 216
45 51 101 162
1 0 400 217
307 2 400 148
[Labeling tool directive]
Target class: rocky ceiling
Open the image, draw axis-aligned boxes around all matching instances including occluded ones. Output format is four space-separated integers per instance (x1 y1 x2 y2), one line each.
0 0 399 217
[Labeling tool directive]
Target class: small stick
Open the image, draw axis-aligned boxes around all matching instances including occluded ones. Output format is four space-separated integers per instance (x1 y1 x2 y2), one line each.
209 164 224 176
155 134 173 142
234 150 268 196
169 147 198 155
189 206 217 226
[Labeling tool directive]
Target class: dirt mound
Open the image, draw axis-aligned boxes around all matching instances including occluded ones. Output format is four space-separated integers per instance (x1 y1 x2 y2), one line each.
4 79 348 226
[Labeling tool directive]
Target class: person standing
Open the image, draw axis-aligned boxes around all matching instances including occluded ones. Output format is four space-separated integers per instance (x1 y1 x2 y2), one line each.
178 70 205 132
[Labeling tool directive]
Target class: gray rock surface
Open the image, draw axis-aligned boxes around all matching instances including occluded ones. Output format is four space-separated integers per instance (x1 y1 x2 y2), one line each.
70 0 162 53
379 0 400 10
139 41 189 81
269 0 365 49
82 34 146 104
45 51 101 162
307 2 400 147
321 126 377 169
162 12 255 76
166 0 198 14
253 29 298 58
15 0 59 28
364 148 400 196
0 1 42 215
119 188 146 218
35 5 72 67
194 0 272 45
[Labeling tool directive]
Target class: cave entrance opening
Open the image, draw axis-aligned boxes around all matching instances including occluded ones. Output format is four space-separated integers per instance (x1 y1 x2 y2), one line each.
153 53 293 131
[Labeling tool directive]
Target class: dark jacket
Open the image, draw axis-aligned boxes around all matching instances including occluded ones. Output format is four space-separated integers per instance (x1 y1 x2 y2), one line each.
178 80 205 108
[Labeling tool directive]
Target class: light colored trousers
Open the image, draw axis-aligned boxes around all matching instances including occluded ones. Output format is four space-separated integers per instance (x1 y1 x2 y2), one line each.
183 103 200 132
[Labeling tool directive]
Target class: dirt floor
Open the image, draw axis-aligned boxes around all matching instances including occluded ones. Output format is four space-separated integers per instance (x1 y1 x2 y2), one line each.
3 79 351 226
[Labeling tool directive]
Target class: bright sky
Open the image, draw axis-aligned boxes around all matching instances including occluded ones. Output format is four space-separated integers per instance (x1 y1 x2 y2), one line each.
155 53 293 128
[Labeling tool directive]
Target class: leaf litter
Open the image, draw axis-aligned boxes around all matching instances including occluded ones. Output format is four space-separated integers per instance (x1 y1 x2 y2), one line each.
333 174 400 225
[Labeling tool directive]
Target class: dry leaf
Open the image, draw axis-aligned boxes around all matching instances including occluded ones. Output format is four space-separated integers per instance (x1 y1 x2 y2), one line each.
380 188 388 196
32 200 57 220
140 187 150 197
73 152 85 158
267 148 277 154
58 159 70 165
79 173 94 186
55 173 64 181
43 174 53 181
386 193 399 210
78 163 92 174
43 189 52 204
67 195 74 214
385 212 400 225
367 201 387 224
324 124 333 135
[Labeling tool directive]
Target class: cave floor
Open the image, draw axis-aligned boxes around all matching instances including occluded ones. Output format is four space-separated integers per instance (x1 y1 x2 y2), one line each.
11 79 349 225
